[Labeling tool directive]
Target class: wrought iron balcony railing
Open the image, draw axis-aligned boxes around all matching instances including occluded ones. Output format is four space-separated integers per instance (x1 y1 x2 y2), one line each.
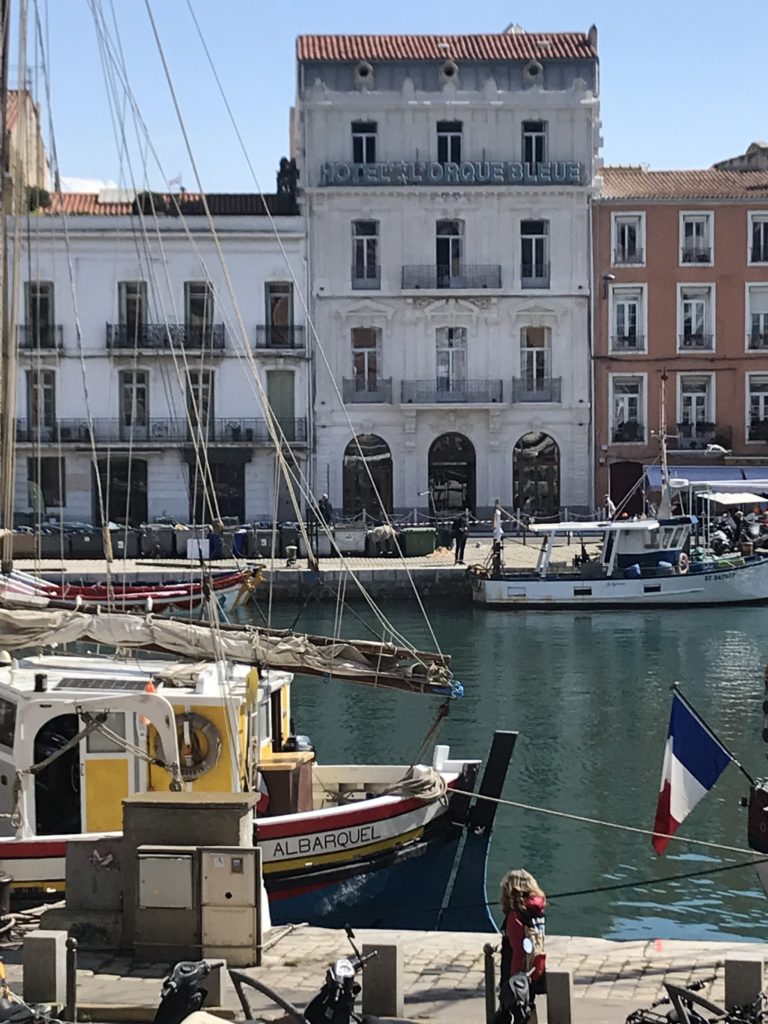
611 334 645 352
521 262 551 288
679 333 714 350
611 421 645 443
18 325 63 349
510 377 562 403
351 266 381 290
401 264 502 290
681 246 712 263
613 246 644 265
255 325 306 351
16 416 307 445
400 379 503 404
342 378 393 404
748 332 768 350
672 423 731 451
106 323 226 350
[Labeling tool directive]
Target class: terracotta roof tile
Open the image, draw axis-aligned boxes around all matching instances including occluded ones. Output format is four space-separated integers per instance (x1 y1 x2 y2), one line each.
44 192 297 217
297 33 596 63
600 166 768 200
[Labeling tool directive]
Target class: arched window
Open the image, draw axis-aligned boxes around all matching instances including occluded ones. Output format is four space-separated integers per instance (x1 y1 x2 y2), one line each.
342 434 393 517
513 433 560 518
428 432 476 514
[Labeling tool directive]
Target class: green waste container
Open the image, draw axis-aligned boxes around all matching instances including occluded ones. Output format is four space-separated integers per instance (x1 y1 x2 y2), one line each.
400 527 437 557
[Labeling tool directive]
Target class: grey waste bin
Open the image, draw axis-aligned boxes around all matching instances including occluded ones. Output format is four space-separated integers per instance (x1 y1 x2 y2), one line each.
69 529 103 559
279 523 300 557
253 528 279 559
111 529 142 559
143 525 177 558
40 531 70 559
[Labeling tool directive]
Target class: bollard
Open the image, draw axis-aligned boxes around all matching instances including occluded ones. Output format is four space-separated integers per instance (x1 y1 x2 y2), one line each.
725 954 764 1010
64 936 78 1022
546 968 574 1024
22 930 67 1006
483 943 496 1024
361 943 403 1018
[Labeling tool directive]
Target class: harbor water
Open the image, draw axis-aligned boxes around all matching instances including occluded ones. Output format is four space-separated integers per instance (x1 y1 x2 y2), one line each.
242 600 768 943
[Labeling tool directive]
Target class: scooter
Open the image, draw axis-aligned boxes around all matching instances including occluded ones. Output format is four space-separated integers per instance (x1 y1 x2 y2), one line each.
302 926 378 1024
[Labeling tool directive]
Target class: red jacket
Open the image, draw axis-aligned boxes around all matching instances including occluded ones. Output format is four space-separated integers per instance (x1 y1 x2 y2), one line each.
506 894 546 981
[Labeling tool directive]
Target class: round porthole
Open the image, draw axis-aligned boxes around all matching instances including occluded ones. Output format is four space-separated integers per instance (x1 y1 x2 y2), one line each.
355 61 374 86
523 59 544 82
440 59 459 83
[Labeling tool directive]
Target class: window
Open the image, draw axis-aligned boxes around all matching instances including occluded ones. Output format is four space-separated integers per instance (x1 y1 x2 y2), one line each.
521 220 550 287
435 220 463 286
185 281 213 343
27 369 55 431
678 375 714 445
522 121 547 167
680 213 713 264
351 327 380 392
187 369 214 437
0 698 16 749
120 370 148 430
118 281 147 343
751 215 768 264
679 286 713 349
520 326 550 391
611 376 645 443
265 282 293 345
437 121 462 164
612 215 644 265
749 375 768 440
27 456 65 509
352 221 379 288
435 327 467 391
352 121 377 164
86 713 126 754
24 281 56 348
611 287 645 351
748 286 768 349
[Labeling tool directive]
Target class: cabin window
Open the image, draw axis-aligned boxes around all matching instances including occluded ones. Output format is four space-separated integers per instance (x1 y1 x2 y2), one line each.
0 699 15 749
85 712 126 754
258 700 271 746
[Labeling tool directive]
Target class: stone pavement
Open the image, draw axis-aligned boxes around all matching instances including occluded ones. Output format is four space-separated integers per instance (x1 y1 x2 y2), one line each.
3 926 764 1023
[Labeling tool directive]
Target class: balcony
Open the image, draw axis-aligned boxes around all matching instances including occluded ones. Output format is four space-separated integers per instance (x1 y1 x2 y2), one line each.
511 377 562 403
748 332 768 350
342 378 393 404
400 379 503 405
351 267 381 290
15 416 308 445
611 421 645 443
521 262 551 289
401 264 502 290
749 419 768 442
681 246 712 264
673 422 731 451
611 334 645 353
255 325 306 352
679 333 714 351
613 246 644 265
106 323 226 350
18 325 63 350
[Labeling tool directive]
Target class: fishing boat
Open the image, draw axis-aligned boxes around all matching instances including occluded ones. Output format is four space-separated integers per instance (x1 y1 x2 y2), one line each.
0 607 512 932
470 514 768 608
0 565 260 615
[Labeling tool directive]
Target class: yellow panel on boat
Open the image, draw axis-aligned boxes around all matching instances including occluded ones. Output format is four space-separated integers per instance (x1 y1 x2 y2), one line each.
84 758 130 832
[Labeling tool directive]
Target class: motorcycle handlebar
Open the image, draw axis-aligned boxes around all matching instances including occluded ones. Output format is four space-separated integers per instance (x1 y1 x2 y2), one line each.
356 951 379 969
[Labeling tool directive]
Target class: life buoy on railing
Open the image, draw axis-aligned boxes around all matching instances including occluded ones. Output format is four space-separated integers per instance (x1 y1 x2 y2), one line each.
176 712 222 782
678 552 690 575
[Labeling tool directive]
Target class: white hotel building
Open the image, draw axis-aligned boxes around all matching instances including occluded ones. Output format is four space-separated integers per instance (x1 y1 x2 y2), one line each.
296 30 601 518
13 192 308 526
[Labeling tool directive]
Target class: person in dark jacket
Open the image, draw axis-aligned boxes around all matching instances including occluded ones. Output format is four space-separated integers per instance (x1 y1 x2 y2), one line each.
451 510 469 565
317 494 333 524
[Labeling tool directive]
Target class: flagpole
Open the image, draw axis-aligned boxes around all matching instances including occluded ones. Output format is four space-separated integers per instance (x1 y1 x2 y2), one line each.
673 684 756 786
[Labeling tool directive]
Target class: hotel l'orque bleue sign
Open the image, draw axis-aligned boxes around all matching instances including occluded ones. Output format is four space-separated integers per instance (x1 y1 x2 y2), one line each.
319 160 584 187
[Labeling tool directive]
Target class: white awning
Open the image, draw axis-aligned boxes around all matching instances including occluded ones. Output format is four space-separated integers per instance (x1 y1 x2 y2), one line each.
699 491 768 506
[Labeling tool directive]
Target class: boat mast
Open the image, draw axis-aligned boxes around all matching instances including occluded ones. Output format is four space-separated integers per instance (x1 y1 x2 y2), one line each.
657 367 673 519
0 0 12 572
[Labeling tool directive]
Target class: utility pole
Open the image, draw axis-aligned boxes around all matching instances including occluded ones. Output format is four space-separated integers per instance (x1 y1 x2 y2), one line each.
0 0 13 572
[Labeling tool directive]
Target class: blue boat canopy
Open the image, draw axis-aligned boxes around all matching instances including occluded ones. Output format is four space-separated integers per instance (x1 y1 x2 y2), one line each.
644 465 753 488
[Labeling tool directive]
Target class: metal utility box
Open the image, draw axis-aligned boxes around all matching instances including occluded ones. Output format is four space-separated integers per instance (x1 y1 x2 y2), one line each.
133 846 200 962
139 852 195 908
200 847 262 967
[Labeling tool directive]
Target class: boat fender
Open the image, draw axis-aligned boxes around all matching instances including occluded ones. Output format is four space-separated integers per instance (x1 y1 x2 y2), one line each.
176 712 222 782
677 552 689 574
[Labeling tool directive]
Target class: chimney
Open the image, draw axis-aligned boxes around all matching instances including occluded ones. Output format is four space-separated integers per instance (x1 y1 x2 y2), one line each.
588 25 598 51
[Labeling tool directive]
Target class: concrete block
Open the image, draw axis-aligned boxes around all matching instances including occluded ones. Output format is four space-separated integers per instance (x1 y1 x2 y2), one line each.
362 942 403 1018
725 954 764 1010
23 929 67 1005
546 968 573 1024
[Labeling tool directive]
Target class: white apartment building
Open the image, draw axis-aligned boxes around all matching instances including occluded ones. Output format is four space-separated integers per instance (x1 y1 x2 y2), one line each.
13 191 308 526
296 29 600 518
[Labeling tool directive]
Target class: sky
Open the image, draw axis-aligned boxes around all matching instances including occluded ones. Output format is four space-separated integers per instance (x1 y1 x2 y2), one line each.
14 0 768 194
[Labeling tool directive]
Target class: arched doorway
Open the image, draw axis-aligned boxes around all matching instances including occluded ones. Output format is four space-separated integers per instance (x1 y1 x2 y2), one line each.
513 433 560 517
342 435 393 517
428 433 476 514
609 461 644 516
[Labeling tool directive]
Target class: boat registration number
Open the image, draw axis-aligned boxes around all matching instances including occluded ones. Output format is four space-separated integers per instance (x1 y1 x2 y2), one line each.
704 572 735 581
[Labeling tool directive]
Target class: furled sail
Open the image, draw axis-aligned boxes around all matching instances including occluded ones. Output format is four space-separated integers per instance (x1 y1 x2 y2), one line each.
0 609 462 698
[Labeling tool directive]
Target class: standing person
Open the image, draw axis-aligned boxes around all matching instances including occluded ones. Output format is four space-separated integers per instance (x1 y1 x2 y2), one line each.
451 510 469 565
317 493 333 524
496 869 546 1024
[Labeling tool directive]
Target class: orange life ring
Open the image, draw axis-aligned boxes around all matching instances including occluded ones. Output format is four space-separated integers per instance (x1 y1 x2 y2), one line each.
678 552 690 575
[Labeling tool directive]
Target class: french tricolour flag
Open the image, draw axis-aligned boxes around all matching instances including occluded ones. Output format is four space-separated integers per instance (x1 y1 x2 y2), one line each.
651 692 732 855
